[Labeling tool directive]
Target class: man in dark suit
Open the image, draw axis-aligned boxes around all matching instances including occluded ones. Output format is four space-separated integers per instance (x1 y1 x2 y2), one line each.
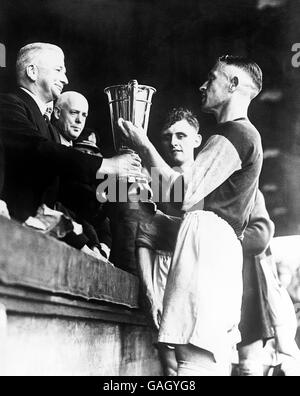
0 42 141 222
52 90 112 260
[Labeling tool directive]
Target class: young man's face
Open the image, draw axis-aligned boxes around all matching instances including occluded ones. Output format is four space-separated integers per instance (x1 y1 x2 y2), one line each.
161 119 201 167
35 50 69 103
199 62 231 113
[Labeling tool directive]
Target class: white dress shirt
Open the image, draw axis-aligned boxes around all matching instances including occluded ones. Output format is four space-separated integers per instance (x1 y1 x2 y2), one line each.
59 134 73 147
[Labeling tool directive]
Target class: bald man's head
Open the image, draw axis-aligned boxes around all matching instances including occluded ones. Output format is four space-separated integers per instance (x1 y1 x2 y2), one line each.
53 91 89 141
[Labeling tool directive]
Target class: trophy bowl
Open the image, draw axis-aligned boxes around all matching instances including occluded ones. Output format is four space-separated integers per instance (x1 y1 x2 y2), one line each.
104 79 156 152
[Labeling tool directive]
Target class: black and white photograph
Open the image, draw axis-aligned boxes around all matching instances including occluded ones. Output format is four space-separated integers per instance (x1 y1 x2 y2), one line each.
0 0 300 377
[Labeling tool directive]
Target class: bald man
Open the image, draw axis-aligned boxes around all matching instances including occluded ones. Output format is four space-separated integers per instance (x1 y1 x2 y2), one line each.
53 91 112 260
53 91 89 146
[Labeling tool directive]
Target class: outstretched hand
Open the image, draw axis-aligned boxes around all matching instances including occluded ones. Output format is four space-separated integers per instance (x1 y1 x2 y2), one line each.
118 118 149 150
98 151 143 179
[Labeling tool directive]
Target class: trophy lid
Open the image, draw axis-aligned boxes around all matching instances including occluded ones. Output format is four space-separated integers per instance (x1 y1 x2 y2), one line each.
104 79 156 94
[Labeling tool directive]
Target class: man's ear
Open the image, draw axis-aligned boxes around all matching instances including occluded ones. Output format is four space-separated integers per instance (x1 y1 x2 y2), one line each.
26 64 38 82
229 76 239 92
53 106 61 120
194 134 202 148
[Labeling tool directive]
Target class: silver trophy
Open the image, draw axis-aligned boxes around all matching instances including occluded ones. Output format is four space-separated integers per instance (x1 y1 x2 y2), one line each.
104 80 156 210
104 79 156 153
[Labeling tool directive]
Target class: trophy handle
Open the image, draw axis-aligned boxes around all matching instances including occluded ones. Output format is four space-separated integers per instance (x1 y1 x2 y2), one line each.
128 79 138 125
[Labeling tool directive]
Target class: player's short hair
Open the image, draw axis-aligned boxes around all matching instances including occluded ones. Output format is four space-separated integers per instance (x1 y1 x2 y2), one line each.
161 107 199 133
218 55 263 96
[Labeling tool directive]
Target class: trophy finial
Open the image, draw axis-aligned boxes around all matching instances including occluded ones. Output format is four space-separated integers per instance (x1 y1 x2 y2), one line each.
128 79 138 88
128 80 138 125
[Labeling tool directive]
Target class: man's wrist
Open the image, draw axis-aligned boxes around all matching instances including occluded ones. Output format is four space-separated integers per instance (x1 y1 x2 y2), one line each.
138 138 152 160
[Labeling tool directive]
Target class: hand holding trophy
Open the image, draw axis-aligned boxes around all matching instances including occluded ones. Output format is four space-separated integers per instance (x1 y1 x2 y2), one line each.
104 79 156 207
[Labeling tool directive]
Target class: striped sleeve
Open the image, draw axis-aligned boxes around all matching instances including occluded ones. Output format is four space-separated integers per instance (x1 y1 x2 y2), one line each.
182 134 242 211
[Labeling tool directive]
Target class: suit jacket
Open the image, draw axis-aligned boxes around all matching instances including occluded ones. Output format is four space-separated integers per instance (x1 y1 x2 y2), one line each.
55 125 112 249
0 89 103 221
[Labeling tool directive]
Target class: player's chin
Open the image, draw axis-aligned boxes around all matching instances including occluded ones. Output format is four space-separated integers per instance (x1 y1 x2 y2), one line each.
200 98 208 108
171 154 183 164
200 103 212 113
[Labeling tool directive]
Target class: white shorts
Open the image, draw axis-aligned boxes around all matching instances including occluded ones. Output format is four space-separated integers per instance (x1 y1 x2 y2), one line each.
158 210 243 362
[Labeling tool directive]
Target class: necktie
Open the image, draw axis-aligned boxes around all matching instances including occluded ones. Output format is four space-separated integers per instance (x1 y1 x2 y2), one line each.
43 113 61 143
43 114 50 124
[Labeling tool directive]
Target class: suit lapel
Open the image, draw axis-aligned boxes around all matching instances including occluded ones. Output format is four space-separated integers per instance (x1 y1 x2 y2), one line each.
16 89 53 141
48 123 61 144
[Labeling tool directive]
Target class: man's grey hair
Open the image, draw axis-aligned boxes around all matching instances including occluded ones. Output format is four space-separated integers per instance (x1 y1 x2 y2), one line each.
16 42 64 84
